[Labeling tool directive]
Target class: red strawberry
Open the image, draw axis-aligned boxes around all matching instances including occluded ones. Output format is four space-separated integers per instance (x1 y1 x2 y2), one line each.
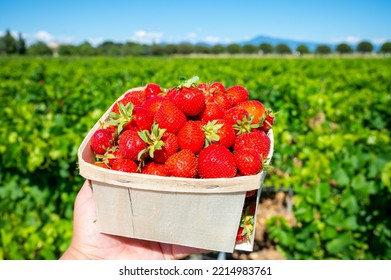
130 106 154 131
171 86 206 116
197 82 209 93
145 83 162 98
177 121 205 154
234 149 263 175
226 85 249 105
198 144 237 178
236 227 245 243
198 102 224 122
119 129 147 161
153 132 178 163
224 106 249 125
141 162 169 176
237 100 266 125
94 161 110 169
209 81 226 94
213 93 233 111
154 100 187 134
202 119 235 148
170 77 206 116
234 130 271 160
165 149 197 178
91 128 114 155
111 94 142 115
141 96 166 116
260 109 275 132
111 158 138 173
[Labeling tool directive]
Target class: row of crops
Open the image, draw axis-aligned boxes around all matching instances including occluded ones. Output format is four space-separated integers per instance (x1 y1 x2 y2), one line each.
0 56 390 259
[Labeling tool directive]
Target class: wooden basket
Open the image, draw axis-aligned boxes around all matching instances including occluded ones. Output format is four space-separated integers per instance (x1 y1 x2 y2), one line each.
77 88 274 253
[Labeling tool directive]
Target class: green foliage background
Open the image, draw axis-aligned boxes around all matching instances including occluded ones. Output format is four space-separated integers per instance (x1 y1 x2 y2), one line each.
0 57 390 259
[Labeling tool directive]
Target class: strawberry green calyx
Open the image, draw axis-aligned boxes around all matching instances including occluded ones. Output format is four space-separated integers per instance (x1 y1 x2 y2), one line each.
178 76 199 89
233 114 259 135
137 122 166 160
107 102 135 134
239 205 255 242
202 120 223 147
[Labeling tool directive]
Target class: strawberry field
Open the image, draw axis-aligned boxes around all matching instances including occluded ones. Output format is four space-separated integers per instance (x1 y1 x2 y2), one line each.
1 56 390 259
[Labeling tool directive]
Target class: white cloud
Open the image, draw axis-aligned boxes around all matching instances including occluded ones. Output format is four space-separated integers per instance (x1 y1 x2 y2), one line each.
371 37 387 45
131 30 163 44
88 37 104 47
204 36 221 44
35 30 53 43
186 32 198 43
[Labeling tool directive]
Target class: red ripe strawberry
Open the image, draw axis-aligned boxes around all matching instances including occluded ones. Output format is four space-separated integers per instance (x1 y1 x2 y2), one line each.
145 83 162 98
141 96 166 116
260 109 275 132
237 100 266 125
170 77 206 116
234 149 263 175
177 121 205 154
226 85 249 105
153 132 178 163
236 227 245 243
91 128 114 155
224 106 249 125
119 129 147 161
141 162 169 176
213 93 233 111
197 82 209 93
234 130 271 160
171 86 206 116
94 162 110 169
203 119 235 149
154 100 187 134
164 87 177 99
209 81 226 94
165 149 197 178
111 93 142 114
129 106 154 131
198 144 237 178
131 89 147 101
198 102 224 122
246 190 257 197
111 158 138 173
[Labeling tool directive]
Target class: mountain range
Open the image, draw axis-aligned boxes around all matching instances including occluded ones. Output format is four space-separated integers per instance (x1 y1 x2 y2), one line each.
238 35 384 52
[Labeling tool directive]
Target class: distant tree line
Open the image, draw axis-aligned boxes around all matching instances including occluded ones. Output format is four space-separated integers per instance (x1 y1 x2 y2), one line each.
1 29 391 56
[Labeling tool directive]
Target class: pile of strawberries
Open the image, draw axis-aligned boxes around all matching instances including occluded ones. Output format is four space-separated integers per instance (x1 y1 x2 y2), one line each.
90 76 274 179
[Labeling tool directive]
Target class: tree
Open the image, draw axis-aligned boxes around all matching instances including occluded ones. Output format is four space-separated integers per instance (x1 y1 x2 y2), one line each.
77 42 96 56
210 44 225 54
176 43 193 54
226 43 241 54
97 41 122 56
58 44 77 55
17 33 26 55
296 44 310 55
4 29 17 54
379 42 391 54
242 44 258 54
336 43 353 54
275 44 291 54
28 41 52 55
259 43 273 54
163 44 177 55
315 45 332 54
0 36 5 54
357 41 373 53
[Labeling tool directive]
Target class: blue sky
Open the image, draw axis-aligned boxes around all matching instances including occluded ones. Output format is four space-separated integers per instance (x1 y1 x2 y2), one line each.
1 0 390 46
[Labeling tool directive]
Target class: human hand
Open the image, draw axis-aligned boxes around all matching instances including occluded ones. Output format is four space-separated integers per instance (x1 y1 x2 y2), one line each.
60 180 208 260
